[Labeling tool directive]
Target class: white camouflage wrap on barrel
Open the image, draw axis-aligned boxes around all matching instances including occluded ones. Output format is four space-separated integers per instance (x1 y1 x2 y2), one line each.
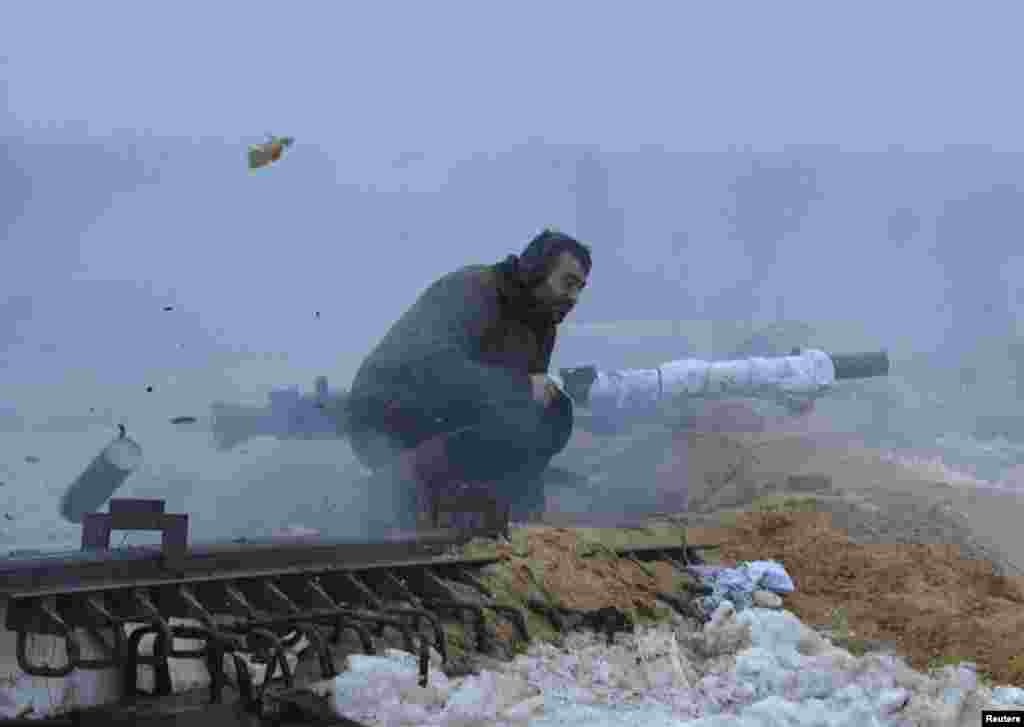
585 349 837 417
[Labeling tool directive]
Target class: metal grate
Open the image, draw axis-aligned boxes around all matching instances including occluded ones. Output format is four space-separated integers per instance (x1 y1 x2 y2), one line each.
1 499 708 724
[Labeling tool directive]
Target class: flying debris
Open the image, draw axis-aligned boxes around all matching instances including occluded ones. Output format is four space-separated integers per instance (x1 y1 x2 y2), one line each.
58 425 143 523
248 134 295 171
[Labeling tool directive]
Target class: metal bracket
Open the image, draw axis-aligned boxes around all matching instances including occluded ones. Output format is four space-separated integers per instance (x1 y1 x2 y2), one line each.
81 498 188 568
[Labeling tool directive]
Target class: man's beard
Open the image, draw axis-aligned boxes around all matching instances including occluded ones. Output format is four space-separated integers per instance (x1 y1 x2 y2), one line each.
524 288 573 323
550 306 572 323
540 299 574 323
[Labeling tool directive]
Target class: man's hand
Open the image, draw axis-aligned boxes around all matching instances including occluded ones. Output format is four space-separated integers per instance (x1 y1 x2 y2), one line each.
530 373 560 407
780 393 816 416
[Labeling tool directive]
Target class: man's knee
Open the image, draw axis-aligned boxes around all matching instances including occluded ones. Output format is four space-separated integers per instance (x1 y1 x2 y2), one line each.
348 425 400 471
491 394 572 457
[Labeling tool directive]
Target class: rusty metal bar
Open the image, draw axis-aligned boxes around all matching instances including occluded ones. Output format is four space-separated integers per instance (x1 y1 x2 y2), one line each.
338 572 385 610
176 585 246 704
452 565 494 597
303 580 377 654
420 599 490 652
306 571 448 663
261 581 337 679
250 626 294 689
224 610 421 657
413 568 531 647
15 599 80 678
0 535 493 601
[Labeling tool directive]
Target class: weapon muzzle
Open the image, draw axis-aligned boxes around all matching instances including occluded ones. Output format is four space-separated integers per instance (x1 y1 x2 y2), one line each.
828 351 890 380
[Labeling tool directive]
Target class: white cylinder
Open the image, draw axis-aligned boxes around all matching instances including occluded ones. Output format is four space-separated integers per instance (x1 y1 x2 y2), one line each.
660 349 836 399
58 435 143 523
588 349 836 420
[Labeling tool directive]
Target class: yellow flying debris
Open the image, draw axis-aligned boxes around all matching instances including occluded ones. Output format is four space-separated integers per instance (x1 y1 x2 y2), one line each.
248 134 294 171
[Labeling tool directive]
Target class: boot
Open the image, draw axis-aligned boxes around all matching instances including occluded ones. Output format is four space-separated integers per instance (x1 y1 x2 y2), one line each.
395 434 511 536
393 434 452 531
432 480 509 534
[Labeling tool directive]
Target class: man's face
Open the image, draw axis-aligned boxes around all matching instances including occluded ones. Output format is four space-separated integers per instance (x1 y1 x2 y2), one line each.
532 251 588 322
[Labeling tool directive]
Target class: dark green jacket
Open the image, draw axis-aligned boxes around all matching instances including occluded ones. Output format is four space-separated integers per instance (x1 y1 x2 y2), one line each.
347 256 558 422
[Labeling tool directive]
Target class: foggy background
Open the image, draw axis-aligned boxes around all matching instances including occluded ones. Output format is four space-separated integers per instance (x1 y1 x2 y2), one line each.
4 2 1024 549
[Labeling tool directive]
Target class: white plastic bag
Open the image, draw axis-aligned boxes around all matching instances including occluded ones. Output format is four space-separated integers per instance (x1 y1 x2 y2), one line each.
692 560 796 612
744 560 796 594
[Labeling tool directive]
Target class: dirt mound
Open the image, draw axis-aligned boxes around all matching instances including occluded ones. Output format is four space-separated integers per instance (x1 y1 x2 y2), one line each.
690 509 1024 686
473 504 1024 686
523 426 1024 687
491 528 689 613
460 524 704 650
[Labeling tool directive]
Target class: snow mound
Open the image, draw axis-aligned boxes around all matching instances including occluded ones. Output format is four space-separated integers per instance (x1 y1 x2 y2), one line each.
313 648 542 726
317 607 1024 726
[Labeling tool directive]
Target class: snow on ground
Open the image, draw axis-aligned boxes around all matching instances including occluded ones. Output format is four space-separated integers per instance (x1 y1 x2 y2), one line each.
314 605 1024 727
5 604 1024 723
880 432 1024 492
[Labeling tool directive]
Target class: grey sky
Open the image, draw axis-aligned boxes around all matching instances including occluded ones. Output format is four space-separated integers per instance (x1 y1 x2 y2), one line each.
3 1 1024 383
4 2 1024 153
5 2 1024 541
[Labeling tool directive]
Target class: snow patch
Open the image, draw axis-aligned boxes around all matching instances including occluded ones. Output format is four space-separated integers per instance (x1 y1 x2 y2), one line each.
316 608 1024 726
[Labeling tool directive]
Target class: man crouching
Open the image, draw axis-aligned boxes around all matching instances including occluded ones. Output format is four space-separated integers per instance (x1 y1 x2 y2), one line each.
346 228 591 530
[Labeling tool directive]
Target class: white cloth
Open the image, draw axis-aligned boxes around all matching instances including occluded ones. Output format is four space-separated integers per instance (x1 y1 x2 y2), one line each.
690 560 797 613
587 349 836 418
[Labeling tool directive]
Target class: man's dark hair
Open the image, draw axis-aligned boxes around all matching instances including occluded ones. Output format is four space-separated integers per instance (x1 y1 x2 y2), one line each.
518 228 592 284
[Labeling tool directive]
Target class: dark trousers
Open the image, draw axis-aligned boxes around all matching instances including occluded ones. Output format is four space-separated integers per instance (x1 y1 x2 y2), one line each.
348 389 574 518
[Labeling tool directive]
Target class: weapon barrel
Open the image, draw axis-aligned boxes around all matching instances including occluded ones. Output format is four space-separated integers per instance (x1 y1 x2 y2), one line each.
829 350 889 380
210 382 350 450
558 348 891 415
210 402 280 450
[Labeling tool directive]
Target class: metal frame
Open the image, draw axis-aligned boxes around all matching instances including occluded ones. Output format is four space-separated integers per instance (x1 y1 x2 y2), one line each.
0 499 712 724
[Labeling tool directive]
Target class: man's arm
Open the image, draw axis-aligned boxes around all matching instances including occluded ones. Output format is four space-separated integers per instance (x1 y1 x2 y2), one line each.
410 273 532 406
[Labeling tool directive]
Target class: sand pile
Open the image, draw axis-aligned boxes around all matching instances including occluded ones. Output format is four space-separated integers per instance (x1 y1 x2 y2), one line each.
480 526 696 612
691 508 1024 686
